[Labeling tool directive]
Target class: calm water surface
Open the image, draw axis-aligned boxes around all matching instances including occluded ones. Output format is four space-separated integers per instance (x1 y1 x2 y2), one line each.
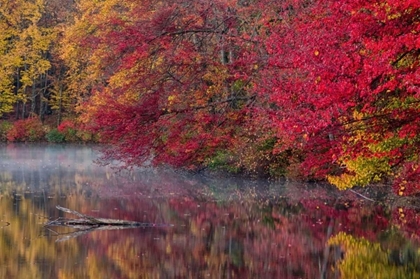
0 144 419 278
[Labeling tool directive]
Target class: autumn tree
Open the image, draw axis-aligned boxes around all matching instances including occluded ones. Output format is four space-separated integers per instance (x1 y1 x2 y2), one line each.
0 10 17 116
58 0 420 190
0 0 56 119
61 0 276 170
263 0 420 191
40 0 77 124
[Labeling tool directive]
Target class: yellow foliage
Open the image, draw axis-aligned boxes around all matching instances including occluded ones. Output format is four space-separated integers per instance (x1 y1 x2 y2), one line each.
352 110 365 121
331 100 418 190
327 156 392 190
60 0 153 115
329 232 420 278
0 0 55 111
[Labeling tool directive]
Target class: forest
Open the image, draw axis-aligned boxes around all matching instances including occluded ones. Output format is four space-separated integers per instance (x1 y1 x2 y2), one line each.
0 0 419 195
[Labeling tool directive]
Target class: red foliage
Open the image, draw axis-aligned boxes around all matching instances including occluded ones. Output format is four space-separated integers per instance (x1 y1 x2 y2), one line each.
72 0 420 189
300 198 390 242
57 119 79 142
79 0 267 168
6 117 45 142
57 119 76 133
392 207 420 242
263 0 420 183
393 162 420 196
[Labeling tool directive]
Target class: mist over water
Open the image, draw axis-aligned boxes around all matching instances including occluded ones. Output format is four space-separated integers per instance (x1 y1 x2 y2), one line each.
0 144 419 278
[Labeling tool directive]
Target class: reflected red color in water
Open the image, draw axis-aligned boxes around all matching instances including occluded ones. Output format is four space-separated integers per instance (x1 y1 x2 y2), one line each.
0 144 419 278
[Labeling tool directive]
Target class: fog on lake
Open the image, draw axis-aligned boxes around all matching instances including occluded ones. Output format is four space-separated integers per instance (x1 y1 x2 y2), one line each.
0 144 419 278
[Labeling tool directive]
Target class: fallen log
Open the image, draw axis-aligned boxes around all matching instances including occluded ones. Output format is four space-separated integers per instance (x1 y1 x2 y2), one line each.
46 205 173 228
44 205 173 242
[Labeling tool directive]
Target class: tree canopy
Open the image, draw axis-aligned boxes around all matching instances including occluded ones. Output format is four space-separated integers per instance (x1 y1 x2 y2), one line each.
1 0 420 194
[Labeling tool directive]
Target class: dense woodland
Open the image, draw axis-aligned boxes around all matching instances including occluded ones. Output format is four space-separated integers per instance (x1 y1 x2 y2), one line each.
0 0 420 195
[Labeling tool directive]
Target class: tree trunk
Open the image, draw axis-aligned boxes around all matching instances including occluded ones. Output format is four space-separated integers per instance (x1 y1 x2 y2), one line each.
31 78 36 115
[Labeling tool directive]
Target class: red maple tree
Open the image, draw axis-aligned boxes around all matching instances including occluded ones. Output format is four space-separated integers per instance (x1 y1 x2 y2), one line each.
75 0 270 170
263 0 420 191
65 0 420 192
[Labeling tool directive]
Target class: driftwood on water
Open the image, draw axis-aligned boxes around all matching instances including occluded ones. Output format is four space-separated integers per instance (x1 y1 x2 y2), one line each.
44 205 173 242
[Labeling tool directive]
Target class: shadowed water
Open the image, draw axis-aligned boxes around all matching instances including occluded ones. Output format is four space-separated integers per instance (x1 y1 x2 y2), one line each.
0 144 419 278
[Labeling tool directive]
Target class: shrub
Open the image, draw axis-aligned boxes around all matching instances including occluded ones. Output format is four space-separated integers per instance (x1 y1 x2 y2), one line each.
46 129 65 143
6 117 45 142
76 129 98 142
206 151 241 173
57 119 75 133
0 121 13 142
58 119 79 142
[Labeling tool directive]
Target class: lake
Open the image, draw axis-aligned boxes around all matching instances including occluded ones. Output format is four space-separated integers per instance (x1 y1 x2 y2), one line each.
0 144 419 278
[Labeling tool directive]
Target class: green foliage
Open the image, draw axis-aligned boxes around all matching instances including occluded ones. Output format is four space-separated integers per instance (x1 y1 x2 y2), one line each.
64 128 78 142
239 140 293 178
45 128 65 143
206 151 241 173
57 119 91 142
75 130 97 142
0 121 13 142
205 138 294 178
257 137 276 152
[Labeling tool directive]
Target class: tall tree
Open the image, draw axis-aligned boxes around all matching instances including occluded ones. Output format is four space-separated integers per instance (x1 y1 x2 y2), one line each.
0 10 17 116
0 0 55 119
42 0 77 124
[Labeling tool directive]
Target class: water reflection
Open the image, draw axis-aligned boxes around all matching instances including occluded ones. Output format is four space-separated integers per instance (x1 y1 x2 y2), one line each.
0 144 420 278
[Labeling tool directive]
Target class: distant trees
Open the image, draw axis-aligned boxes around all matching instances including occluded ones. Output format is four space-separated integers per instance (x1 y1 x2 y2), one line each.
0 0 53 118
0 0 75 120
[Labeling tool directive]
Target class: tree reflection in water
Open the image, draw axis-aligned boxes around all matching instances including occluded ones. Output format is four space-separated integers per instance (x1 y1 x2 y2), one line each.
0 144 419 278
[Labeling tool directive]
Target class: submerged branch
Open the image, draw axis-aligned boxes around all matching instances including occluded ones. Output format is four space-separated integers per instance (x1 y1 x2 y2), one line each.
45 224 147 243
348 189 375 202
44 206 173 242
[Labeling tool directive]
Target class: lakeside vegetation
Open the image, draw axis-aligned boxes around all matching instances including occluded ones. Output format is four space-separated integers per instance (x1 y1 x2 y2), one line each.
1 0 420 195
